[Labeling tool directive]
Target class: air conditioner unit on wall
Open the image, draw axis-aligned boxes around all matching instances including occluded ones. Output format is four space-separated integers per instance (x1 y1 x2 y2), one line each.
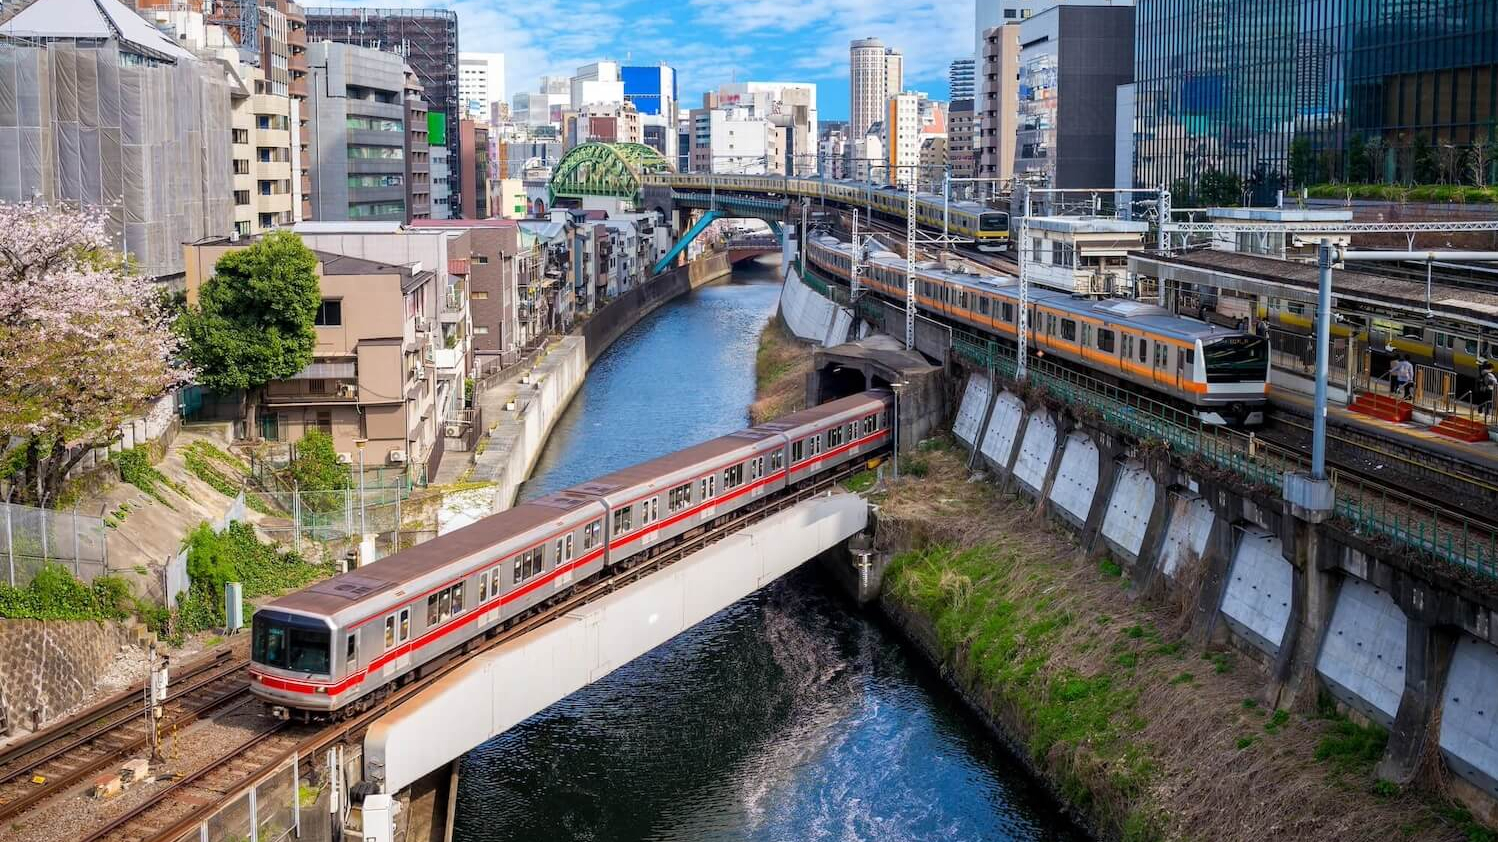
336 452 353 465
388 450 407 464
444 424 463 438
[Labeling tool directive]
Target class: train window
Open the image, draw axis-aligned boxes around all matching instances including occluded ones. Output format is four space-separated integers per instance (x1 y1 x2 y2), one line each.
1098 330 1115 354
791 440 804 462
513 548 544 583
565 535 574 562
452 583 464 614
668 483 692 512
1122 334 1133 359
979 297 990 316
725 465 744 489
427 593 441 626
1288 302 1307 316
479 571 488 602
398 608 410 643
438 589 452 623
1185 349 1195 365
1082 324 1092 347
1138 338 1148 363
644 497 660 525
809 434 822 456
1061 319 1076 341
347 633 357 665
613 506 634 534
1401 325 1423 339
749 458 762 481
848 422 857 441
384 616 395 649
1002 302 1015 323
585 521 602 550
771 451 784 471
828 426 843 447
1155 344 1167 367
864 415 876 434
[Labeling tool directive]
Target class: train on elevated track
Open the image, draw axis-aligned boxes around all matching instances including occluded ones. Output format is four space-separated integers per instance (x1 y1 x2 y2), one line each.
643 173 1012 251
805 234 1271 426
248 392 893 718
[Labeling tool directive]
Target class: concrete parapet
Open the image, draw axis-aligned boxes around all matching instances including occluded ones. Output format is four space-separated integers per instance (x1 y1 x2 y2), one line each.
952 373 992 450
1100 462 1156 563
1440 635 1498 800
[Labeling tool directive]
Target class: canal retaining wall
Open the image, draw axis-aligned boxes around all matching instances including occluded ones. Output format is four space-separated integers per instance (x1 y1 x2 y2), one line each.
455 253 734 516
778 261 855 347
943 367 1498 822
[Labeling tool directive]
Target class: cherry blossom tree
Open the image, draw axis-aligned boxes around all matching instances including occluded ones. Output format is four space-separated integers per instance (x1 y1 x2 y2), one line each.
0 202 187 507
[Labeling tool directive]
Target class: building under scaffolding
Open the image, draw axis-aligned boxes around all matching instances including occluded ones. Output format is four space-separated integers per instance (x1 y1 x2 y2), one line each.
304 7 459 216
0 0 233 279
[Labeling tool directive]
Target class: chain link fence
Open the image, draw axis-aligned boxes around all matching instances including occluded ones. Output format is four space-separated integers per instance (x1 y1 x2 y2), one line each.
1 501 108 587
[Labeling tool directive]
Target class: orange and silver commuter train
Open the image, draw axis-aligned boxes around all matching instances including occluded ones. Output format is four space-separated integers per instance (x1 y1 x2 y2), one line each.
249 392 892 718
806 234 1270 426
642 173 1012 251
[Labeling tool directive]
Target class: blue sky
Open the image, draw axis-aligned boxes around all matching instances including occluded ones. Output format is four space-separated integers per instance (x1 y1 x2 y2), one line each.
323 0 976 119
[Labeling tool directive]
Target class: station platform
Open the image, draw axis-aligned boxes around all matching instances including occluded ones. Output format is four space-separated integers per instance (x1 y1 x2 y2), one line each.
1269 385 1498 481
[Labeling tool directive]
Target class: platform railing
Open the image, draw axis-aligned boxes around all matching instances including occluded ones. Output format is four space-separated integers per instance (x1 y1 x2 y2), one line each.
951 328 1498 577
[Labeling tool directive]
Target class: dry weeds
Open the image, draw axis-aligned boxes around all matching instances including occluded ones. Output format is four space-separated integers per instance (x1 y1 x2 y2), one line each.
873 445 1472 842
750 316 813 424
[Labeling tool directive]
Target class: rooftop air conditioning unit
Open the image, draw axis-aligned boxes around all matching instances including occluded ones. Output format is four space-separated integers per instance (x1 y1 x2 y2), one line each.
444 423 463 438
336 452 353 465
388 450 408 464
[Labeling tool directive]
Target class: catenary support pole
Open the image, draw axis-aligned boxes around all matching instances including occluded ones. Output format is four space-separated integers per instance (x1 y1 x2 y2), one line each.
1313 238 1333 480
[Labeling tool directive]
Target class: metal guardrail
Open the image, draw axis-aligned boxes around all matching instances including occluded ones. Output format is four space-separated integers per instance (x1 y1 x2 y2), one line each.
951 331 1498 577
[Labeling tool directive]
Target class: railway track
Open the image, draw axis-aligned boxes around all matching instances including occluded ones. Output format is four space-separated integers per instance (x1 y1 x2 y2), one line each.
0 649 251 826
70 467 875 842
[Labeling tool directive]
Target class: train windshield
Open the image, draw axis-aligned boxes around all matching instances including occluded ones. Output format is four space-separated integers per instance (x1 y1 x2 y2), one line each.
979 212 1009 231
252 611 331 674
1204 336 1269 383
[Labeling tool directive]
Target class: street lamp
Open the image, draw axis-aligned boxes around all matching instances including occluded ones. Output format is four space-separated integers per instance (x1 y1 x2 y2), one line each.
354 437 368 539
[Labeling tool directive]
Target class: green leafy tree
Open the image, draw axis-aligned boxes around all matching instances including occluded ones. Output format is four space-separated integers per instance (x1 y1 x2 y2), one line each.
1288 135 1317 188
1411 133 1437 184
178 231 320 420
1168 177 1196 208
1347 133 1369 182
1196 168 1245 207
289 429 350 512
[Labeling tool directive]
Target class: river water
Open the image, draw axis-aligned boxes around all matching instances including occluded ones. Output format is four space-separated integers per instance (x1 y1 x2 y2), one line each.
453 257 1084 842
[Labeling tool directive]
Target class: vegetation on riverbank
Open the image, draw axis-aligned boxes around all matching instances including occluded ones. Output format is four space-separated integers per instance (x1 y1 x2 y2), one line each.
751 316 813 423
873 443 1477 842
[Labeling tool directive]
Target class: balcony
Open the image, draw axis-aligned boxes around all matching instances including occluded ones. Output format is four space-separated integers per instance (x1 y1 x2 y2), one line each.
432 347 462 376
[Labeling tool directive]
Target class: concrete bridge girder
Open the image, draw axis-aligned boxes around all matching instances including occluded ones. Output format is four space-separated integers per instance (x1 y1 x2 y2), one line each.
357 493 871 842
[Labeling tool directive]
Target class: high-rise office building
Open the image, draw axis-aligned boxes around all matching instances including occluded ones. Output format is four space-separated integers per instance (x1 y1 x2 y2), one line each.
949 99 977 180
1133 0 1498 196
949 59 976 101
623 65 679 161
305 7 461 215
459 52 506 122
1014 2 1135 189
850 37 903 139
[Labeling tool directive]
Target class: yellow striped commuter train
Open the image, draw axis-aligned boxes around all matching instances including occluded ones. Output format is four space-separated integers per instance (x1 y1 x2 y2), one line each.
806 234 1271 426
642 174 1012 251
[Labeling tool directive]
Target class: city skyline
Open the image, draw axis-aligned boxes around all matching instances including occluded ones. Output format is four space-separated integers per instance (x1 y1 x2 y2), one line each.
310 0 973 120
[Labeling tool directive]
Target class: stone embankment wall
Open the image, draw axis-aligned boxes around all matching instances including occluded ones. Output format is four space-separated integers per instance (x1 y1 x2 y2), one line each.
946 368 1498 822
458 253 734 518
0 619 131 734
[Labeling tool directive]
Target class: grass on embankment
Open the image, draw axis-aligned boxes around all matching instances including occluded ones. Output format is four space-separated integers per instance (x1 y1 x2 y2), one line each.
751 315 814 424
874 441 1480 842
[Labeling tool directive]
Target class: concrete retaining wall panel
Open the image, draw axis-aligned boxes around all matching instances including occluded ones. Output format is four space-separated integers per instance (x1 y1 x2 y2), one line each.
1440 636 1498 798
1100 462 1155 561
1048 433 1099 526
1315 578 1407 728
779 263 853 346
1160 494 1214 579
979 391 1024 472
1013 410 1057 495
1219 530 1292 657
953 373 991 448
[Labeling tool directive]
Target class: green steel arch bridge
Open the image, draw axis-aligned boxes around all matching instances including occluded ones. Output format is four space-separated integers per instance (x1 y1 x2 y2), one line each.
548 142 790 273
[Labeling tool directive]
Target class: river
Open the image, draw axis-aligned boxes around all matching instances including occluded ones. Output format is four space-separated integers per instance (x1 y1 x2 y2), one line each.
453 257 1084 842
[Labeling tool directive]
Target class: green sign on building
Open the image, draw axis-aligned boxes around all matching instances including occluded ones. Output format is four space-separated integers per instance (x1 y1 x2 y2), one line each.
428 111 446 147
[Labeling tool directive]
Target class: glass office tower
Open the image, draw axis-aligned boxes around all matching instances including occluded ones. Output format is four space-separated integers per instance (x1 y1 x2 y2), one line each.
1133 0 1498 199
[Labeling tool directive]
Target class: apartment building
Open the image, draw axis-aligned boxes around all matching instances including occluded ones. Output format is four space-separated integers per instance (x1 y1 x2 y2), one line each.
458 119 492 219
410 219 521 370
229 67 297 235
182 238 445 474
979 23 1021 182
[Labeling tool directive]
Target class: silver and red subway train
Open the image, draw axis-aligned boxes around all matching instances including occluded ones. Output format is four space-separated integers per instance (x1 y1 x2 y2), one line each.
248 391 893 717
